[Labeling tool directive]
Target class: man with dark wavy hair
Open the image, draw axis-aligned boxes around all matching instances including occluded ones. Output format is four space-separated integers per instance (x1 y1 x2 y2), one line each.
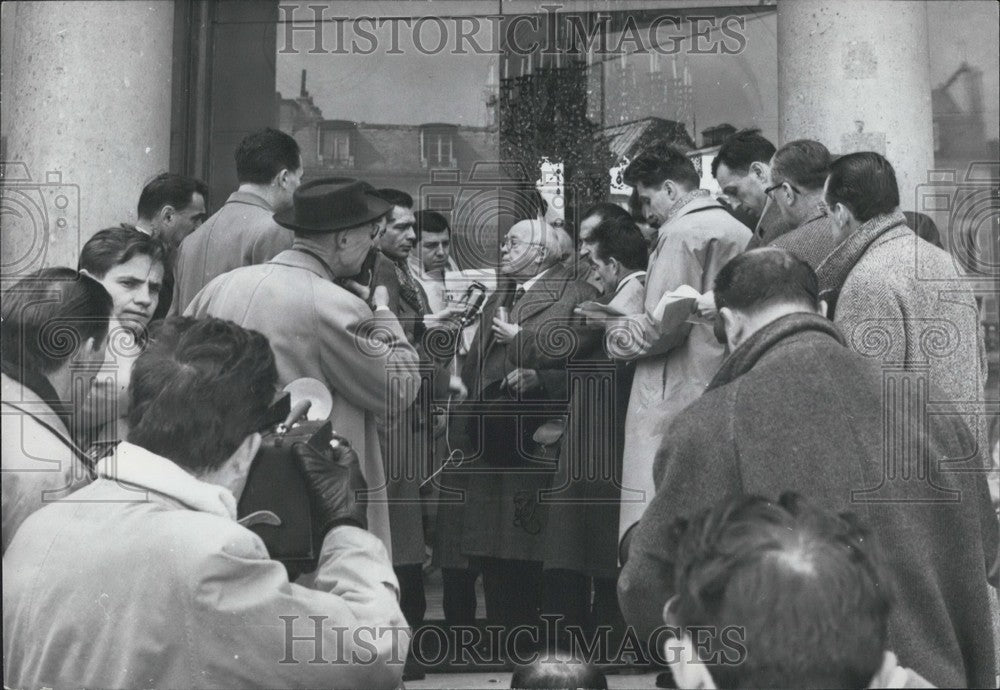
619 248 998 687
3 316 409 689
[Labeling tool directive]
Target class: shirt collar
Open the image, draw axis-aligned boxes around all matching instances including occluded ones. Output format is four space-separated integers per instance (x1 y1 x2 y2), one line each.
519 266 552 293
97 442 239 519
133 223 153 236
227 190 274 212
614 270 646 295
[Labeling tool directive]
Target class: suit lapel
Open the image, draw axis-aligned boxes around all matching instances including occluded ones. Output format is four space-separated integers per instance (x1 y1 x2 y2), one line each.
514 265 571 324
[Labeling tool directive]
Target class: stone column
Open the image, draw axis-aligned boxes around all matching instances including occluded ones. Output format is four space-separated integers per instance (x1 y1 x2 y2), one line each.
777 0 933 211
2 1 173 277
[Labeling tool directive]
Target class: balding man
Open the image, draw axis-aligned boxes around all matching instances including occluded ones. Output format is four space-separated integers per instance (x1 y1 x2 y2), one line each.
436 219 598 654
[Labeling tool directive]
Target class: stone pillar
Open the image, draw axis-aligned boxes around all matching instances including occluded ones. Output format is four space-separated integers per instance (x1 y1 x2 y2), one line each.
2 1 173 278
777 0 933 211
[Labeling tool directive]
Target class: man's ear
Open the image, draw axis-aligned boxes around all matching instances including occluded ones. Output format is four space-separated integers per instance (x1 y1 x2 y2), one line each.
274 168 291 188
818 299 829 319
720 306 744 349
157 205 176 224
750 161 771 186
232 432 262 473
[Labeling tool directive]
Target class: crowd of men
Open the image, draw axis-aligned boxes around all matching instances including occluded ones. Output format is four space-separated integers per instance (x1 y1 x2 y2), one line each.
2 125 998 689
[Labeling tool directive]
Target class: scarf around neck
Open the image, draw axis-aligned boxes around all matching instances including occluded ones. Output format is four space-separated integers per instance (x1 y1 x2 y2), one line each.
665 188 711 225
815 209 908 317
708 312 845 391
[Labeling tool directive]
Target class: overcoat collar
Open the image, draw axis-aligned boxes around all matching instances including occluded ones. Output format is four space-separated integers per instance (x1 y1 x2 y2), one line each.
97 442 239 519
708 312 845 391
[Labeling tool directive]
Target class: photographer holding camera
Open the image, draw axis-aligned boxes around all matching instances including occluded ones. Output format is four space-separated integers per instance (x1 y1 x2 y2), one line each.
3 316 409 689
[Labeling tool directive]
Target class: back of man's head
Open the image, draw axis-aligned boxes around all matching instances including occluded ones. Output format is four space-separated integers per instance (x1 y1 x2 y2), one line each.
1 267 113 376
770 140 831 193
128 316 277 473
714 248 819 316
825 152 899 223
623 142 700 191
710 128 776 178
235 128 301 185
79 226 166 279
137 173 208 221
589 217 649 271
669 492 893 688
582 202 632 226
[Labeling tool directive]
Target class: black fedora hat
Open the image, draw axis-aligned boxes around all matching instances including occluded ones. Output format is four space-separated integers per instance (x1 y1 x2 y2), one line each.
274 177 392 233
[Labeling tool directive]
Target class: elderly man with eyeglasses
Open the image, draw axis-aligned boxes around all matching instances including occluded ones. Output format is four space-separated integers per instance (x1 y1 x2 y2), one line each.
765 139 841 269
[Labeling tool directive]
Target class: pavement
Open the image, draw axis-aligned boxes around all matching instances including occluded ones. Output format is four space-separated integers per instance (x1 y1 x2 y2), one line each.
407 670 661 689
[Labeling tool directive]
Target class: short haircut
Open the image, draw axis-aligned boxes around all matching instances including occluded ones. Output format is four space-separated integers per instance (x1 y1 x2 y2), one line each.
714 248 819 314
371 188 414 211
137 173 208 220
668 493 892 688
127 317 277 473
234 128 302 185
413 209 450 244
770 140 832 192
1 267 113 376
711 128 776 177
623 142 700 190
510 658 608 690
825 152 900 223
78 226 166 279
589 217 649 271
581 201 632 225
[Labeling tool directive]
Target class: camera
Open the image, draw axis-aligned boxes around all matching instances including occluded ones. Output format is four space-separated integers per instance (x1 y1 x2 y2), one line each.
0 162 80 281
237 394 333 578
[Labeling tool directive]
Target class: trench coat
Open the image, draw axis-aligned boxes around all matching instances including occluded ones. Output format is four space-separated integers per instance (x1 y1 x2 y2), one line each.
435 263 598 565
616 196 750 538
3 441 408 689
185 248 422 556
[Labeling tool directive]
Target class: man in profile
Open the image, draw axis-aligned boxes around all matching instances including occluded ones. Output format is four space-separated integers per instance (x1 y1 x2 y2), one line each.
134 172 208 318
3 316 408 689
185 177 422 552
172 127 302 313
135 172 208 251
619 248 998 687
766 139 838 268
1 268 113 552
616 143 749 540
712 128 790 246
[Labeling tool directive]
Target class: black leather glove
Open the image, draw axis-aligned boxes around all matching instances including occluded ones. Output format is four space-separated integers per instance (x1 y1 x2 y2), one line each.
292 436 368 536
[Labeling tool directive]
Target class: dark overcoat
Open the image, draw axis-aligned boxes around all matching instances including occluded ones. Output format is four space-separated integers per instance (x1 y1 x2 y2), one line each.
434 263 598 565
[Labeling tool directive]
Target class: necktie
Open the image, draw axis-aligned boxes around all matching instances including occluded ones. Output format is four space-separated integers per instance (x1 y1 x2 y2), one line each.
511 287 526 307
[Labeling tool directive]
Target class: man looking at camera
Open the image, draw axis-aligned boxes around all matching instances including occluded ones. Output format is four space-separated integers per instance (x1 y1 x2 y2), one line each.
3 317 408 689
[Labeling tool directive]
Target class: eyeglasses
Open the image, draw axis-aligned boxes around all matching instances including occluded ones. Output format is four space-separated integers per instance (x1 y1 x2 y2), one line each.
501 237 543 250
764 181 800 198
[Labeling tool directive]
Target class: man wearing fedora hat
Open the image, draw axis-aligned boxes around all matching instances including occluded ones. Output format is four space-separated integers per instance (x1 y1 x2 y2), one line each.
185 177 423 554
